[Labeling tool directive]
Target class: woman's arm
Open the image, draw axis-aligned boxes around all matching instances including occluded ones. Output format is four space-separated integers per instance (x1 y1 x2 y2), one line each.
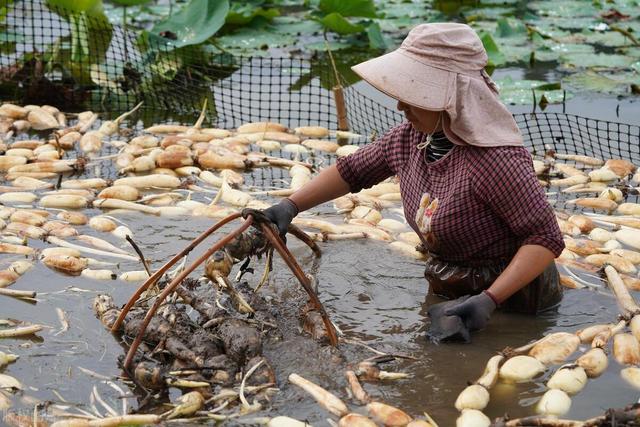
289 165 351 212
486 244 555 303
446 147 564 330
263 123 414 234
445 244 555 330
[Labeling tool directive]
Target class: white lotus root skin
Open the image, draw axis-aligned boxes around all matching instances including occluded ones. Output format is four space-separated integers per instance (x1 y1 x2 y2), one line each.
499 356 545 382
528 332 580 365
536 389 572 417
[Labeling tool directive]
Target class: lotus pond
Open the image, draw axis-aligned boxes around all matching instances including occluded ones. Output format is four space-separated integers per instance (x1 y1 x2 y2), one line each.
0 0 640 426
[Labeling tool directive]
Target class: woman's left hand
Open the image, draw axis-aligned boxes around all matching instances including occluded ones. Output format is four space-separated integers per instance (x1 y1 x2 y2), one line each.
444 291 497 331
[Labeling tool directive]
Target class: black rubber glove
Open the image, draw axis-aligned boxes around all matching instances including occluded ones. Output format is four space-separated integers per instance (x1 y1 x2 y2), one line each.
443 291 497 331
263 198 299 238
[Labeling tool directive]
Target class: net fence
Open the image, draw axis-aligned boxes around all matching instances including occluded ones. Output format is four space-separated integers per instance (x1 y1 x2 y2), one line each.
1 0 639 193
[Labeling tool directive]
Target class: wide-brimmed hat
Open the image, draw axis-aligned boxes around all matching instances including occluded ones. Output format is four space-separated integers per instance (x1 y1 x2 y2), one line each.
351 23 523 147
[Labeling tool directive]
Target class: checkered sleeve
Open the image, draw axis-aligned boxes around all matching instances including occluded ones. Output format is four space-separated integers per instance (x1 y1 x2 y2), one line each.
336 122 413 193
470 147 565 257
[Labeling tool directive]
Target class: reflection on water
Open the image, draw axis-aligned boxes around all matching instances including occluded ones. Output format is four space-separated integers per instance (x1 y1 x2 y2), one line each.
0 208 638 425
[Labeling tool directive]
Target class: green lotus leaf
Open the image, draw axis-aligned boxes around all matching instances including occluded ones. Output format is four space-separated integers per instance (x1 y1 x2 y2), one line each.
528 1 598 18
526 24 570 39
500 44 532 64
462 6 516 20
381 3 434 19
271 17 324 35
366 21 386 49
470 20 500 34
586 30 639 47
480 0 520 5
47 0 103 15
319 0 377 18
151 0 229 48
320 12 365 35
144 4 171 15
480 31 506 66
533 42 595 62
495 17 527 37
560 52 636 69
563 70 640 95
305 40 353 51
225 4 279 26
377 16 420 32
550 17 601 30
110 0 151 6
215 27 296 54
496 76 570 105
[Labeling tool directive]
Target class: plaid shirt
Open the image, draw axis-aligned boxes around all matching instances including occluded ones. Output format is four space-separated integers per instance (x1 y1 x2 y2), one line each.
336 122 564 263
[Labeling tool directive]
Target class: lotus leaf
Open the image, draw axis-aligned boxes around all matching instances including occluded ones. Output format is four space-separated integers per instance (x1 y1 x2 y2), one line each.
271 17 323 35
378 17 420 32
480 32 506 66
366 21 386 49
586 30 639 47
462 6 516 20
495 17 527 38
319 0 377 18
563 71 640 95
543 17 600 30
111 0 151 6
151 0 229 48
382 3 434 19
305 40 352 51
534 42 596 62
496 76 569 105
320 13 365 35
216 27 296 55
226 4 279 26
500 45 532 64
528 1 598 18
47 0 103 15
560 53 636 69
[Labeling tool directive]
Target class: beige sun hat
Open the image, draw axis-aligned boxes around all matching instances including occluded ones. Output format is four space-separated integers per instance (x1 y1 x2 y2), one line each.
351 23 523 147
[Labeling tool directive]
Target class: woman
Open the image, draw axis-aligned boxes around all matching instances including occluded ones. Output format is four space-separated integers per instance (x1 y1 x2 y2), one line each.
262 23 564 334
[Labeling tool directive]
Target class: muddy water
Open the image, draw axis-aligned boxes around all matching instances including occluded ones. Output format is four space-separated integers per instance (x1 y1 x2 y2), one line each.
0 199 636 426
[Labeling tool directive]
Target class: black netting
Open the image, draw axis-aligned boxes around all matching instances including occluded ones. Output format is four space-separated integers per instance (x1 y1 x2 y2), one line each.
516 112 640 163
1 0 639 196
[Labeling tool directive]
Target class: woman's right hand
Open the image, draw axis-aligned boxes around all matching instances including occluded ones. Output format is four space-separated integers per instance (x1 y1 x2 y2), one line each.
264 164 352 237
263 198 299 237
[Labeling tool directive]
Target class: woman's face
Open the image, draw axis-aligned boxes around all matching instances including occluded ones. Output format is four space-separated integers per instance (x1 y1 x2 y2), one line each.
397 101 443 133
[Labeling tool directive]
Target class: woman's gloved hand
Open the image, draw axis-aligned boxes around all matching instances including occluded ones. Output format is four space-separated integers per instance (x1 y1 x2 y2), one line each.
263 198 299 238
444 291 497 331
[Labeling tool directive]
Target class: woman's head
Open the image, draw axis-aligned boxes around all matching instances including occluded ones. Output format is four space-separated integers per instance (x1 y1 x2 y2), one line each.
351 23 524 148
397 101 443 133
